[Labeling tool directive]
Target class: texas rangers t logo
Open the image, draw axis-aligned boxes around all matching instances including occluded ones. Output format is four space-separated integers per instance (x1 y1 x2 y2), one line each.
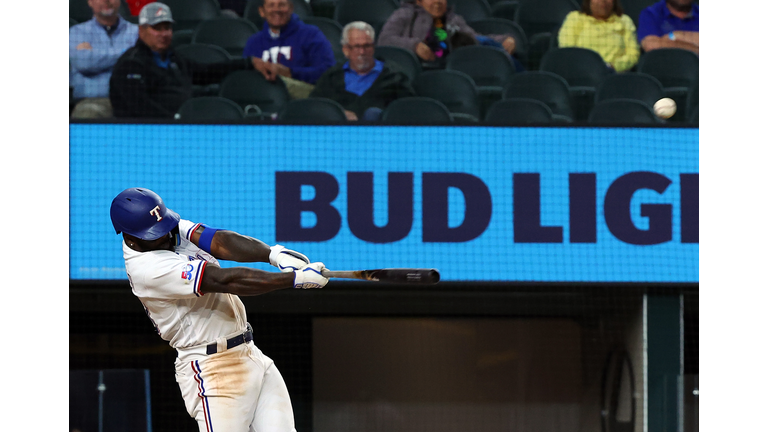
262 46 293 63
149 205 163 221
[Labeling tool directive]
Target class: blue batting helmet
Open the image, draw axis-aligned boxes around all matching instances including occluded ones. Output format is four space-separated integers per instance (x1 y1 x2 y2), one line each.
110 188 180 240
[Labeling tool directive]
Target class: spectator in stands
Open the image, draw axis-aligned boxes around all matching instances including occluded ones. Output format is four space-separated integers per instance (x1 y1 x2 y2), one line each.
110 2 260 118
557 0 640 72
377 0 519 67
636 0 698 54
69 0 138 118
309 22 415 121
243 0 336 97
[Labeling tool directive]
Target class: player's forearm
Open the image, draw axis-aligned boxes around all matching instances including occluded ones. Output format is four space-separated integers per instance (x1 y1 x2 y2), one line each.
207 230 271 263
201 266 294 296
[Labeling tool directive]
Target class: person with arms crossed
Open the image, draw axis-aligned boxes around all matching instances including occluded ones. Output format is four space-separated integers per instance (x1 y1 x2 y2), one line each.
558 0 640 72
310 21 415 121
70 0 138 118
243 0 336 97
636 0 698 54
110 187 328 431
109 2 261 118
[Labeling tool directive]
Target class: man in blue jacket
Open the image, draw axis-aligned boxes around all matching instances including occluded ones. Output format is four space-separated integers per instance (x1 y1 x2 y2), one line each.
637 0 699 55
69 0 138 117
243 0 335 87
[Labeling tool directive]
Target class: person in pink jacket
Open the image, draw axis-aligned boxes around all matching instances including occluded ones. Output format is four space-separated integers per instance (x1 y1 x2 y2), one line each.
377 0 518 65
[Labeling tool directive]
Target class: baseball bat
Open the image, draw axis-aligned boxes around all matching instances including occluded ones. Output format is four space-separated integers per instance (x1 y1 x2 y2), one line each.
321 268 440 284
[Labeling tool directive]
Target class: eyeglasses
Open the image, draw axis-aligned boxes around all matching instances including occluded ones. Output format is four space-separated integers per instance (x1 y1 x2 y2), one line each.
346 43 375 51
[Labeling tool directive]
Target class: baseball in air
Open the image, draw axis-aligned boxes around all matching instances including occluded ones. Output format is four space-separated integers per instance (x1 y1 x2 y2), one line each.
653 98 677 119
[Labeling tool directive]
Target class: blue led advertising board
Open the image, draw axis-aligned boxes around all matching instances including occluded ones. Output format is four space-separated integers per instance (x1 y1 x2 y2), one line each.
70 124 698 283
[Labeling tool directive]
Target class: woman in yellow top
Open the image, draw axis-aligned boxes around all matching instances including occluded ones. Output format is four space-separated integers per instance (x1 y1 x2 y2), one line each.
557 0 640 72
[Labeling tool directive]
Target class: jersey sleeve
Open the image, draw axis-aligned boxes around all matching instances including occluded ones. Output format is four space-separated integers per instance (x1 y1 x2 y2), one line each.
178 219 203 241
136 252 209 299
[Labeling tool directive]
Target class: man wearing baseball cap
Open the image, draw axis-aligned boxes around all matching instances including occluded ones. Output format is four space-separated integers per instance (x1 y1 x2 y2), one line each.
109 2 260 118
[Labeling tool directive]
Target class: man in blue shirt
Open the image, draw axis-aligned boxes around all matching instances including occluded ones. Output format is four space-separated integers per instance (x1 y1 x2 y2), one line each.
309 22 415 121
637 0 699 54
69 0 138 117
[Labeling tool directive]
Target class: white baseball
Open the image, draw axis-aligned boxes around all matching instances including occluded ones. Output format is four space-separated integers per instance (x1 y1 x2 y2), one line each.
653 98 677 119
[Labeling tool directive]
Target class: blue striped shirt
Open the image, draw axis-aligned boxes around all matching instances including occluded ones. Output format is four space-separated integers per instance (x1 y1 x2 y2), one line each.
69 17 138 98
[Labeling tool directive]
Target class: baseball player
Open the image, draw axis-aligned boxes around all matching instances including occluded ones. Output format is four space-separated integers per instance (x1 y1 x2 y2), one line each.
109 187 328 432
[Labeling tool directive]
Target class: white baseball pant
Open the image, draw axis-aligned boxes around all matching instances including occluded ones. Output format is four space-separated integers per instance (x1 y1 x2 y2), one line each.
175 342 297 432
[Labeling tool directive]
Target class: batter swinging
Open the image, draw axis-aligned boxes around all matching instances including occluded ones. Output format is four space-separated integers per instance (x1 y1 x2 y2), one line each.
110 187 328 431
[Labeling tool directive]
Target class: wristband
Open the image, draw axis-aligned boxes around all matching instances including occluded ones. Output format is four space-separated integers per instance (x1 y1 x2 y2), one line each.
198 224 221 254
668 31 676 41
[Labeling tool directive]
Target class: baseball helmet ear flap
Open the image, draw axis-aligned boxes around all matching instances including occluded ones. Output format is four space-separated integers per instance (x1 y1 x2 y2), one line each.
110 188 181 241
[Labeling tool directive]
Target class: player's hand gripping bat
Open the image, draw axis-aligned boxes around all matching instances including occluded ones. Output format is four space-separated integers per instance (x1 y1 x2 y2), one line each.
320 268 440 284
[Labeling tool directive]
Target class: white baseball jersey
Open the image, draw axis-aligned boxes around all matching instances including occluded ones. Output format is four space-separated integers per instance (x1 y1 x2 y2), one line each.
122 218 297 432
123 219 248 349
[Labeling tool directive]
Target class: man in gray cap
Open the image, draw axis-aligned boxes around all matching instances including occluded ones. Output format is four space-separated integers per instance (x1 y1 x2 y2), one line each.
109 2 260 118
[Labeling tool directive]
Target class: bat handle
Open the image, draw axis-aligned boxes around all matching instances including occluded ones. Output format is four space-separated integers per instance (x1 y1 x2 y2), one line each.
321 269 359 279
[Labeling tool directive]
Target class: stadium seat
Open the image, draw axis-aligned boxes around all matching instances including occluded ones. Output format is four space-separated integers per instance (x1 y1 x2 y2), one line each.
587 99 661 125
540 47 613 120
119 1 138 24
70 0 93 23
303 16 345 63
162 0 222 32
687 104 698 125
278 97 348 121
333 0 399 39
191 17 259 57
175 43 234 96
502 71 574 121
637 48 699 122
414 69 481 122
244 0 314 29
484 98 554 123
309 0 338 19
171 30 194 49
468 18 529 69
446 45 517 118
637 48 699 89
449 0 493 22
175 96 246 120
374 46 423 83
594 73 665 110
513 0 577 70
219 70 291 116
175 43 233 63
490 0 519 22
686 80 698 122
381 97 454 123
622 0 658 27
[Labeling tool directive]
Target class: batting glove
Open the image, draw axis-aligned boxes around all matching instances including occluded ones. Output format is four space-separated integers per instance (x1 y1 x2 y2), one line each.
269 244 310 272
294 262 328 289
